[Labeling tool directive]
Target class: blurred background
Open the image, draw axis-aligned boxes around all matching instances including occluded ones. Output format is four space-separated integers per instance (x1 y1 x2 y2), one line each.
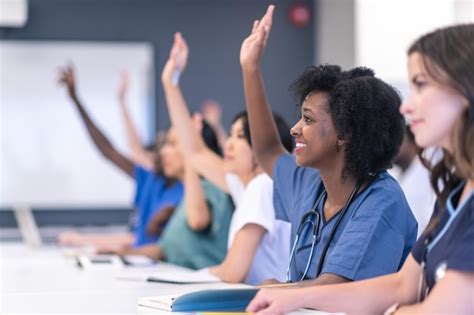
0 0 472 241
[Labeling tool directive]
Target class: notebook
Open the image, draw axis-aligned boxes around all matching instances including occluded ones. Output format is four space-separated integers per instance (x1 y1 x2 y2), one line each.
138 288 259 312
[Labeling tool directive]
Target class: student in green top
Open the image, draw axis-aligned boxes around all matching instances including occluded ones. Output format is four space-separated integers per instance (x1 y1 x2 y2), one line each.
117 118 233 269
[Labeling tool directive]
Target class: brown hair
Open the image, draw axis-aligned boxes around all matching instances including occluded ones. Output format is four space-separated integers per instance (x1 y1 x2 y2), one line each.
408 24 474 234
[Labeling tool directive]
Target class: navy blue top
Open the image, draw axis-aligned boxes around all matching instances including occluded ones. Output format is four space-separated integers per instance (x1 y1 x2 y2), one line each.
133 165 184 246
412 181 474 291
273 154 418 281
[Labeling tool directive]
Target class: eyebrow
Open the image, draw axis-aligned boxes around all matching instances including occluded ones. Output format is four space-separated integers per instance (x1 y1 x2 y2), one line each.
302 107 314 114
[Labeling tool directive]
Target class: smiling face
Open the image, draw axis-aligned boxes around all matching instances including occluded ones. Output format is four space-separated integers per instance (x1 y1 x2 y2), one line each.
400 52 468 151
291 91 340 169
223 117 255 178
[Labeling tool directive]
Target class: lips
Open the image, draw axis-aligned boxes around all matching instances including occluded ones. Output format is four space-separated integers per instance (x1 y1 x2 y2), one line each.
410 119 423 130
294 141 306 154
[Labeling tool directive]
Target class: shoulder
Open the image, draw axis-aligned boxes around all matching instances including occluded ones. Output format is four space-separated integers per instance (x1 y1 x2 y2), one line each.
362 171 409 205
353 171 415 225
273 153 321 184
247 173 273 190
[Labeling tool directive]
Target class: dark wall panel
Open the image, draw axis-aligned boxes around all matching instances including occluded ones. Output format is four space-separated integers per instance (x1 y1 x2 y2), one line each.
1 0 315 130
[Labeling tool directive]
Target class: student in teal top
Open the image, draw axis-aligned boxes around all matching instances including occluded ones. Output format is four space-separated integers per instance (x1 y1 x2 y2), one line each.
118 125 233 269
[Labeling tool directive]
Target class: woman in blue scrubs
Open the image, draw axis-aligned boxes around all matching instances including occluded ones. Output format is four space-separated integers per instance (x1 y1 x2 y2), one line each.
247 18 474 315
240 5 417 286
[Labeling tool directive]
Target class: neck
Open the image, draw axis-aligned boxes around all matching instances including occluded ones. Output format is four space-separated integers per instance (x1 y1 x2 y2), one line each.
398 151 417 172
237 168 263 187
319 168 358 210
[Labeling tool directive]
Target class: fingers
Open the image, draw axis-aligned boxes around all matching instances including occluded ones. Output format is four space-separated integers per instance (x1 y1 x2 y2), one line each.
261 5 274 45
261 4 275 27
246 290 271 313
252 20 259 34
174 32 189 70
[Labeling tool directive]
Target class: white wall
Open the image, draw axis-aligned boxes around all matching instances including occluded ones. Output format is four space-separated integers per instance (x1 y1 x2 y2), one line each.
356 0 474 95
0 41 154 207
315 0 473 96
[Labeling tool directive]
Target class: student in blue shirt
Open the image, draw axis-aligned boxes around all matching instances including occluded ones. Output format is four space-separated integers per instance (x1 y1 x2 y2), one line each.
247 17 474 315
57 66 220 250
240 5 417 286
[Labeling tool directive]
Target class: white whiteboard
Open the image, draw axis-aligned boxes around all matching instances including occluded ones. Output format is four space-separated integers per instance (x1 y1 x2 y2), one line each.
0 41 155 207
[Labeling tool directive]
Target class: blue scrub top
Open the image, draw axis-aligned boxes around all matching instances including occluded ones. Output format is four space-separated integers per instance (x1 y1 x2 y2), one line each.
133 165 184 247
273 154 417 281
412 181 474 292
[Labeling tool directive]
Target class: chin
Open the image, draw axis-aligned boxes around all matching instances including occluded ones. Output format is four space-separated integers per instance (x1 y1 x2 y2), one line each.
294 155 306 167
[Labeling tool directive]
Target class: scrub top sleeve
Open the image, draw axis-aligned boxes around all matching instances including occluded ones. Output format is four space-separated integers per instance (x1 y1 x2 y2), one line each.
272 153 299 222
447 199 474 272
133 164 148 204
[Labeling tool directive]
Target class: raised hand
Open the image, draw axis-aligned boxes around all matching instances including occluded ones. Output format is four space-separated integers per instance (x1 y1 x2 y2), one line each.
118 70 129 103
240 5 274 70
161 32 189 87
201 100 222 128
58 64 78 99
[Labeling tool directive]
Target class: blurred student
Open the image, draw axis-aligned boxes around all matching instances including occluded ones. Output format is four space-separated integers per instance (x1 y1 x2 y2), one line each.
118 123 234 270
392 126 436 236
161 33 293 285
247 22 474 315
57 66 184 250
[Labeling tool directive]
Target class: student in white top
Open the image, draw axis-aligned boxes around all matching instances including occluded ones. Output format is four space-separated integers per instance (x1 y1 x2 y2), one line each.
392 127 436 236
161 33 293 285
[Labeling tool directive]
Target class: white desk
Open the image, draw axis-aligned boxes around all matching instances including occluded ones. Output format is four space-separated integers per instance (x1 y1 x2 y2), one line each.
0 243 248 314
0 243 338 314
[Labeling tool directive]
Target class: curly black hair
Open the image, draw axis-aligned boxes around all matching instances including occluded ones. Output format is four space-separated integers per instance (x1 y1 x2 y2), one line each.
290 64 404 181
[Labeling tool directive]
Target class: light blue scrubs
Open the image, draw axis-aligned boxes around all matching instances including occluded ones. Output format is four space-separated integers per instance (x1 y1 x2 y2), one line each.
273 154 417 281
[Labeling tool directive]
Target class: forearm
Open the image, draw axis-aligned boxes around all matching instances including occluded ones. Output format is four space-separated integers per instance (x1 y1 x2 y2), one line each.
69 96 134 176
163 82 228 190
71 96 115 157
183 165 211 231
242 67 286 176
119 100 154 170
121 244 163 260
296 273 351 287
210 122 227 151
211 224 265 283
296 273 405 314
163 82 205 155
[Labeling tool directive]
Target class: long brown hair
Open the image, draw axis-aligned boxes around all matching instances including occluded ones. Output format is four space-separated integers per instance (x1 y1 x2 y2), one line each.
408 24 474 234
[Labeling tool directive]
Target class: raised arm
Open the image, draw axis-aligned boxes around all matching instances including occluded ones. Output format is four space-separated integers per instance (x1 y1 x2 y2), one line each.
182 159 212 231
58 65 134 177
117 71 156 171
201 99 228 150
240 5 287 177
161 33 228 192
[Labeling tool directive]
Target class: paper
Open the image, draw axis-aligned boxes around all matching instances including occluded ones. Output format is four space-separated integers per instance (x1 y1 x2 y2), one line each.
147 267 220 284
117 266 220 283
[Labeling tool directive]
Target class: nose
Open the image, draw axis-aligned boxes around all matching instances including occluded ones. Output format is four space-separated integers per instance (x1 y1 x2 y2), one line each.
290 120 302 138
224 136 233 152
400 94 414 116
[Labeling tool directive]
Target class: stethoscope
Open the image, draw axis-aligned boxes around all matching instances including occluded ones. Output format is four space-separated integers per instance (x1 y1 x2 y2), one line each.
286 179 369 282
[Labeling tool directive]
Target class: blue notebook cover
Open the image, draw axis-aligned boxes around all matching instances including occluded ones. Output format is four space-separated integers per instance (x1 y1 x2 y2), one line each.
171 288 259 312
